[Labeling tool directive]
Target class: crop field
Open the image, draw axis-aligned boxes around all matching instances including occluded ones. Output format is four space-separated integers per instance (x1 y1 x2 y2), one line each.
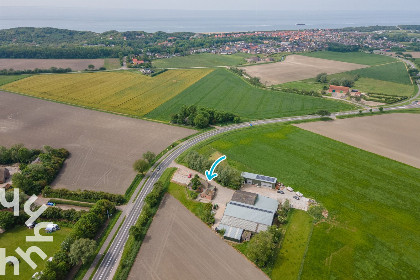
146 69 354 121
0 58 109 71
187 122 420 279
0 91 195 194
128 194 268 280
296 113 420 169
1 69 212 117
0 226 72 280
241 55 368 85
271 210 313 280
152 53 251 68
302 51 396 65
103 58 121 69
0 74 30 86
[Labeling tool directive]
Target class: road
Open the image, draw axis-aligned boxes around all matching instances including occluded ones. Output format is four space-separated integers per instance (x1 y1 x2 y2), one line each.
91 103 420 280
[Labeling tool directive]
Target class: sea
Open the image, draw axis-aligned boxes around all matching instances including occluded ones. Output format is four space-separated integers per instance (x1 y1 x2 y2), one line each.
0 7 419 33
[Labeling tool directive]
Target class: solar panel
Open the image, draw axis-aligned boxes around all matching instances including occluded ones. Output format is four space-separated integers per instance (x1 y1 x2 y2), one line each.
256 174 275 183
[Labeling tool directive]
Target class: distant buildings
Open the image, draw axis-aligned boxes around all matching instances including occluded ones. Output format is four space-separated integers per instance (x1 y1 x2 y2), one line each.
217 190 278 242
328 85 350 94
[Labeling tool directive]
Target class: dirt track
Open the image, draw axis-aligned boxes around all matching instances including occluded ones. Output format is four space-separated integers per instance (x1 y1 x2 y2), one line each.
295 113 420 169
241 55 367 85
0 59 106 71
0 91 195 194
128 195 268 280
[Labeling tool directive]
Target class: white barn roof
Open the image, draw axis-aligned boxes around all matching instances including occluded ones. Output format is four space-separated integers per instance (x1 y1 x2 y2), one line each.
241 172 277 184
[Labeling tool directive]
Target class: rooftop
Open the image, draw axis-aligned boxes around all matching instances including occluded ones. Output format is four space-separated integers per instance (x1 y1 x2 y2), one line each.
231 190 257 205
241 172 277 184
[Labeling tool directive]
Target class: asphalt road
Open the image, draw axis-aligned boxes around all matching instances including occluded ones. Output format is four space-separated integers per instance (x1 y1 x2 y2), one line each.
92 103 420 280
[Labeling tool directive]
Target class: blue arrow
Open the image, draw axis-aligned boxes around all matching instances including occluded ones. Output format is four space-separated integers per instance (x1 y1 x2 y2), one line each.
205 155 226 181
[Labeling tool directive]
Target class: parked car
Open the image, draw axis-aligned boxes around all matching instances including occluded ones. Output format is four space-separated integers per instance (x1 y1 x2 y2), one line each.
293 196 300 200
46 202 55 206
27 222 37 229
45 224 60 233
277 190 284 194
188 173 192 178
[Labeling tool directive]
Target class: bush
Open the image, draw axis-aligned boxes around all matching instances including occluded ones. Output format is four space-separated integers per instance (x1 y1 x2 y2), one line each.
171 105 240 128
315 73 328 83
42 186 125 205
316 110 331 116
0 211 15 230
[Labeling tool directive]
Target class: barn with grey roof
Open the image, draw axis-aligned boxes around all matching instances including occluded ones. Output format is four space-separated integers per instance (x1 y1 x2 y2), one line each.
241 171 277 189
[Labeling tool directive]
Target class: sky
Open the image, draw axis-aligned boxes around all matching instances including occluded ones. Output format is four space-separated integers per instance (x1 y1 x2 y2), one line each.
1 0 420 11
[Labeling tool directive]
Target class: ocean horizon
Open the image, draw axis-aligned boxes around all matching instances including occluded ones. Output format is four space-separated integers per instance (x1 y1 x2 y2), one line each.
0 7 419 33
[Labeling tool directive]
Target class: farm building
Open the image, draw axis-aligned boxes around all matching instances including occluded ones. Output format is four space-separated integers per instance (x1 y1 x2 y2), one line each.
0 168 10 184
241 172 277 189
328 85 350 94
217 190 279 242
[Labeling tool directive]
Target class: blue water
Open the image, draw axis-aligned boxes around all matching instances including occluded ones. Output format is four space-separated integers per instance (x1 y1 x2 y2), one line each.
0 7 419 33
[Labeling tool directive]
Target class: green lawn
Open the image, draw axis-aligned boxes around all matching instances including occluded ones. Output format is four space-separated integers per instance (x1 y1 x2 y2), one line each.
0 75 30 86
0 225 72 279
103 58 121 70
271 210 313 280
152 53 252 68
186 123 420 279
302 51 396 65
275 80 325 93
146 69 354 121
167 182 212 223
344 62 412 85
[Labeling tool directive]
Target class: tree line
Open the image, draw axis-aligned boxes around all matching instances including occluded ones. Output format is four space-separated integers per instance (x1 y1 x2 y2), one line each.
171 105 240 128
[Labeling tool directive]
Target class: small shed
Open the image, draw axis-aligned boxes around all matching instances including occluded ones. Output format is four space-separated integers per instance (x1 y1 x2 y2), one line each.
217 224 243 242
241 172 277 189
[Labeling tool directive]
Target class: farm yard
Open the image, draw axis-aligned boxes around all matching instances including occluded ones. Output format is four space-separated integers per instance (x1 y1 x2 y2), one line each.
0 91 195 194
152 53 251 68
146 68 354 121
0 58 120 71
128 194 269 280
0 226 72 280
1 69 212 117
240 55 368 85
186 121 420 279
295 113 420 169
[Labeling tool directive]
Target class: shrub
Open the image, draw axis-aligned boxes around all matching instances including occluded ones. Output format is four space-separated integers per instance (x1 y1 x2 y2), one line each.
0 211 15 230
42 187 125 205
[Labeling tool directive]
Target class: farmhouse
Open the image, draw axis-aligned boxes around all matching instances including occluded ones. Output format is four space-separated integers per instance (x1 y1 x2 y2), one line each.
0 168 10 184
328 85 350 94
242 171 277 189
217 190 278 242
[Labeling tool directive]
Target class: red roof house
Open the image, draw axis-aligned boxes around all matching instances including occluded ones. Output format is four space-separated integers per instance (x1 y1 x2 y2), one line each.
328 85 350 94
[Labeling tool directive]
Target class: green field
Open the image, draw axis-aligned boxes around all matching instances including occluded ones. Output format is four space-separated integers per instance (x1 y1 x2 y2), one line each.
343 62 412 85
103 58 121 70
272 210 313 280
276 80 325 93
302 51 396 65
0 226 71 279
153 53 252 68
1 70 212 117
146 69 354 121
186 123 420 279
0 75 30 86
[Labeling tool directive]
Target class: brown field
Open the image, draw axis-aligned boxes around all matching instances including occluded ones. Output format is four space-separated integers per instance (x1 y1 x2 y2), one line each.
241 55 368 85
129 194 268 280
0 58 111 71
295 113 420 169
0 91 195 194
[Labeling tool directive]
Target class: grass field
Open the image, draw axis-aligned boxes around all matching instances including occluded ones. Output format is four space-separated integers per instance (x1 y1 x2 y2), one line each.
152 53 251 68
146 69 354 121
271 210 313 280
103 58 121 70
0 75 30 86
302 51 396 65
0 226 72 279
276 80 325 93
186 123 420 279
1 70 212 117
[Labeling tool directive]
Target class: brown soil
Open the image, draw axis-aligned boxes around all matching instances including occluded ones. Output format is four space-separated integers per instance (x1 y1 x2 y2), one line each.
241 55 368 85
0 91 195 194
128 195 269 280
295 113 420 169
0 59 106 71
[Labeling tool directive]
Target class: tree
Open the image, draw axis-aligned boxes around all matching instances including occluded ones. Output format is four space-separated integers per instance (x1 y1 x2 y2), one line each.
190 174 201 190
329 78 340 86
379 107 384 112
340 78 355 88
133 159 150 174
143 151 156 164
88 64 95 70
316 110 331 116
315 72 328 83
193 113 209 128
246 230 276 267
69 238 97 265
0 211 15 229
